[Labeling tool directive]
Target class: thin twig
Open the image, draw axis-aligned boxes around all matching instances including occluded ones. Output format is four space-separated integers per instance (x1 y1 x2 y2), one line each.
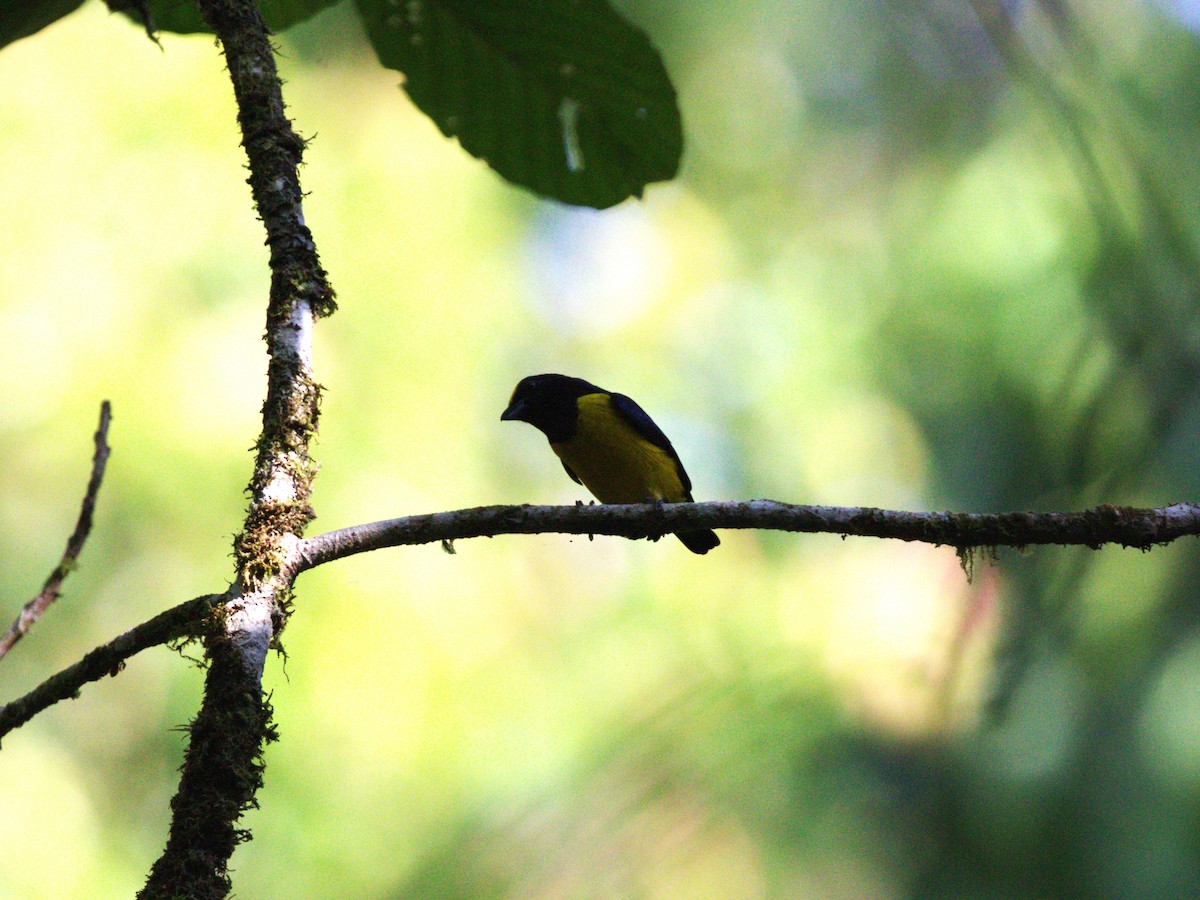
0 593 217 744
295 500 1200 573
0 401 113 661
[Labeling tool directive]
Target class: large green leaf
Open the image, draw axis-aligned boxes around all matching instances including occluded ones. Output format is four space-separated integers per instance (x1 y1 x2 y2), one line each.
355 0 682 208
1 0 87 50
131 0 340 35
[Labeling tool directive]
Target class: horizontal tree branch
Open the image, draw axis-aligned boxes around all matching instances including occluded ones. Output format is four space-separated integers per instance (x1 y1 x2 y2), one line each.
7 499 1194 743
0 401 113 661
294 500 1200 573
0 593 218 744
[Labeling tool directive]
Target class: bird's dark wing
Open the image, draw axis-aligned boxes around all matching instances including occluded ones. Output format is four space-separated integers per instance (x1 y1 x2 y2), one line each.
561 459 582 485
608 392 693 496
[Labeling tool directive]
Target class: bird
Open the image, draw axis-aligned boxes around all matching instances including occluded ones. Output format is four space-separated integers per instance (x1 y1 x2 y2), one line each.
501 374 720 554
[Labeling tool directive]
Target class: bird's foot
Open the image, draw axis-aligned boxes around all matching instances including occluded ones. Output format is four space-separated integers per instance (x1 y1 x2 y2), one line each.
644 497 667 542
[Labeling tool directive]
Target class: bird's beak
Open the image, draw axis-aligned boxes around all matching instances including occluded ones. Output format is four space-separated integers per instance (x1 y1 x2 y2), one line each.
500 399 526 422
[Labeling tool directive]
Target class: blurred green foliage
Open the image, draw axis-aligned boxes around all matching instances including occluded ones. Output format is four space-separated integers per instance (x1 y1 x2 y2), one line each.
2 0 1200 896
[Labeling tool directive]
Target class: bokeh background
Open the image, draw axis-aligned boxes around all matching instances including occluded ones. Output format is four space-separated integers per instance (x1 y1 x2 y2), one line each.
3 0 1200 896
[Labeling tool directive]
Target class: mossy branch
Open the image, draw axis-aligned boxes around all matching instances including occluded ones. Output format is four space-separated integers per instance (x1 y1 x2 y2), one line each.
139 0 332 894
0 594 218 743
10 499 1192 757
295 500 1200 571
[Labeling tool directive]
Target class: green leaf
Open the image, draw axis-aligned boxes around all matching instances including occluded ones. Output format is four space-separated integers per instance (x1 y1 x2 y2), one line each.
0 0 87 51
133 0 341 35
355 0 682 209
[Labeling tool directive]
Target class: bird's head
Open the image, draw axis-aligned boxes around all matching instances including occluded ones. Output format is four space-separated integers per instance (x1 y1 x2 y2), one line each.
501 373 602 443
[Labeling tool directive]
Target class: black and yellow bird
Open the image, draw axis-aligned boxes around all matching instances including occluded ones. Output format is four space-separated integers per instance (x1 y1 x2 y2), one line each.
501 374 720 554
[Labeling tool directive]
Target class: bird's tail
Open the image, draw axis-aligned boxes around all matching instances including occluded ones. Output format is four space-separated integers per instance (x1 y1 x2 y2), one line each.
676 529 720 554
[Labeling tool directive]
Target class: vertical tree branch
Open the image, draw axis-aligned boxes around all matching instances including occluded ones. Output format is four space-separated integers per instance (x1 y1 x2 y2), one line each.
140 0 334 894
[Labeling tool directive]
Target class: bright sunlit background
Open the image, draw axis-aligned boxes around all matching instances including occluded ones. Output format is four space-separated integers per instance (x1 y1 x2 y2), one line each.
3 1 1200 896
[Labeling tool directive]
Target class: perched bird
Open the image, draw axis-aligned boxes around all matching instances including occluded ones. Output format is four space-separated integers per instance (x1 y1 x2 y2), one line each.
501 374 720 554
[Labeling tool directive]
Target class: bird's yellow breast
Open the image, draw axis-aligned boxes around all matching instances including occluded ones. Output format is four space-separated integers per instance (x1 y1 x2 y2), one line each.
551 393 686 504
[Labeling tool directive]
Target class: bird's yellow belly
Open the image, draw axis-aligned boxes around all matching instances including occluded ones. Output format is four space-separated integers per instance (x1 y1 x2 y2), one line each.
551 395 685 504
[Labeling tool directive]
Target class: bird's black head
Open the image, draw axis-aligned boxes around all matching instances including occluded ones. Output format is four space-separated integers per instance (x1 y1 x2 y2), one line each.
501 373 604 443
